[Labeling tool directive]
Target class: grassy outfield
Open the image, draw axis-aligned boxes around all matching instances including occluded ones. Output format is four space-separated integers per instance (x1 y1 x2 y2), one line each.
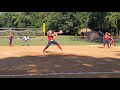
0 36 119 46
0 39 103 46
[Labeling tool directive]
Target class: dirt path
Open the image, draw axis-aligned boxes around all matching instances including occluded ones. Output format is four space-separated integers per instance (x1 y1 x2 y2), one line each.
0 45 120 59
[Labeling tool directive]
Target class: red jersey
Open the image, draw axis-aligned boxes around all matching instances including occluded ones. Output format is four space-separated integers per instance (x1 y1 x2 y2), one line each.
8 34 13 39
104 34 109 40
48 32 54 41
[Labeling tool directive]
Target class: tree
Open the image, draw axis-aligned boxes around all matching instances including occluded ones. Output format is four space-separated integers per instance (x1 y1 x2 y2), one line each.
105 12 120 35
88 12 107 33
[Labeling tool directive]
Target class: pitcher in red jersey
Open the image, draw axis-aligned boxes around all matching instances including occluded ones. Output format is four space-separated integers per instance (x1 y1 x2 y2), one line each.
42 30 63 54
103 32 110 48
8 33 13 46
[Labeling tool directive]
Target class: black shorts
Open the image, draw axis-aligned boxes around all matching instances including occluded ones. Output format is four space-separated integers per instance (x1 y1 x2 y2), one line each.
46 40 59 48
104 40 109 44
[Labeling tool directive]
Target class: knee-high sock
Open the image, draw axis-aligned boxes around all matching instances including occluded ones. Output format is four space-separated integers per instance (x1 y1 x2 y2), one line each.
57 45 62 50
107 44 110 48
43 47 48 52
103 44 105 47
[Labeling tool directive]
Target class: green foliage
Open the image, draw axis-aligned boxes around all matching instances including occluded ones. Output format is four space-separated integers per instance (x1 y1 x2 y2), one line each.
0 12 120 35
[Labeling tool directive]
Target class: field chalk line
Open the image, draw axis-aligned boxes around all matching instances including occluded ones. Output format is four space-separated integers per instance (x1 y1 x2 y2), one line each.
0 72 120 77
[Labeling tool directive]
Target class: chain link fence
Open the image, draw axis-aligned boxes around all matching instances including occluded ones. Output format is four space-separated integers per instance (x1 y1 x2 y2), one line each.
0 28 120 46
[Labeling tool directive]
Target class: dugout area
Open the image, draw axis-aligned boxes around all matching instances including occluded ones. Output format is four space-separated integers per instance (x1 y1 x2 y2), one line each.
0 45 120 78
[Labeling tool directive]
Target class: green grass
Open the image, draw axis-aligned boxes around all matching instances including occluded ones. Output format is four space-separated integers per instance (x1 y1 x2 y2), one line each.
0 39 102 46
0 36 120 46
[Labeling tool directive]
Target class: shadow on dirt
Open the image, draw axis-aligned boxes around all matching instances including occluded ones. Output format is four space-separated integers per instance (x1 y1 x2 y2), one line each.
0 53 120 78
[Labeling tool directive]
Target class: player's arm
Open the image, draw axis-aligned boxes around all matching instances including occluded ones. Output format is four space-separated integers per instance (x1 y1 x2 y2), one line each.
54 32 59 34
48 30 63 36
48 33 56 36
23 37 25 40
49 32 62 36
54 30 63 34
54 31 63 36
28 37 29 40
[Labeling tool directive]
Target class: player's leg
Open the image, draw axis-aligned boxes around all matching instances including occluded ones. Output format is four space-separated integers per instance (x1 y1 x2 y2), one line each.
113 41 116 46
110 40 113 46
9 39 12 46
110 40 115 46
26 40 30 46
43 41 52 53
107 40 110 48
9 39 10 46
110 40 112 46
111 40 116 46
28 40 30 46
53 40 62 51
11 39 13 46
22 40 25 46
103 40 106 48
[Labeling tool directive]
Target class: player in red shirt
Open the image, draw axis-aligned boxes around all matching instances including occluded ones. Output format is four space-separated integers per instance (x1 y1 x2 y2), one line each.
8 33 13 47
103 32 110 48
42 30 63 54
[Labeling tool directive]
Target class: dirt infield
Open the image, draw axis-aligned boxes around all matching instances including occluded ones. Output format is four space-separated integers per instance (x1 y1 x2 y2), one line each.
0 45 120 78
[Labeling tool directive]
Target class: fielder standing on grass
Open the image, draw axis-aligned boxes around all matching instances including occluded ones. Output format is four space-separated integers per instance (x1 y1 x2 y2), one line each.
42 30 63 54
22 35 30 46
8 33 13 47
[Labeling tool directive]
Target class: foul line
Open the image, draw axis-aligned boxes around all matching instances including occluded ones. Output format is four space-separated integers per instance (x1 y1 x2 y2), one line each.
0 72 120 77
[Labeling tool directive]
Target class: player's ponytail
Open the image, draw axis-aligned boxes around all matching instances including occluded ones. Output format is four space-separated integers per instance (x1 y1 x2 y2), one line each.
47 30 52 35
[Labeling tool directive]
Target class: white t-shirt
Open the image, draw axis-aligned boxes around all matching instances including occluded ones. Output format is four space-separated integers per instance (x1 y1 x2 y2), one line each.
23 36 29 40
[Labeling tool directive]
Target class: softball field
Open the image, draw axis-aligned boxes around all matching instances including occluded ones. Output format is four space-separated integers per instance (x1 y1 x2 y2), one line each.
0 45 120 78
